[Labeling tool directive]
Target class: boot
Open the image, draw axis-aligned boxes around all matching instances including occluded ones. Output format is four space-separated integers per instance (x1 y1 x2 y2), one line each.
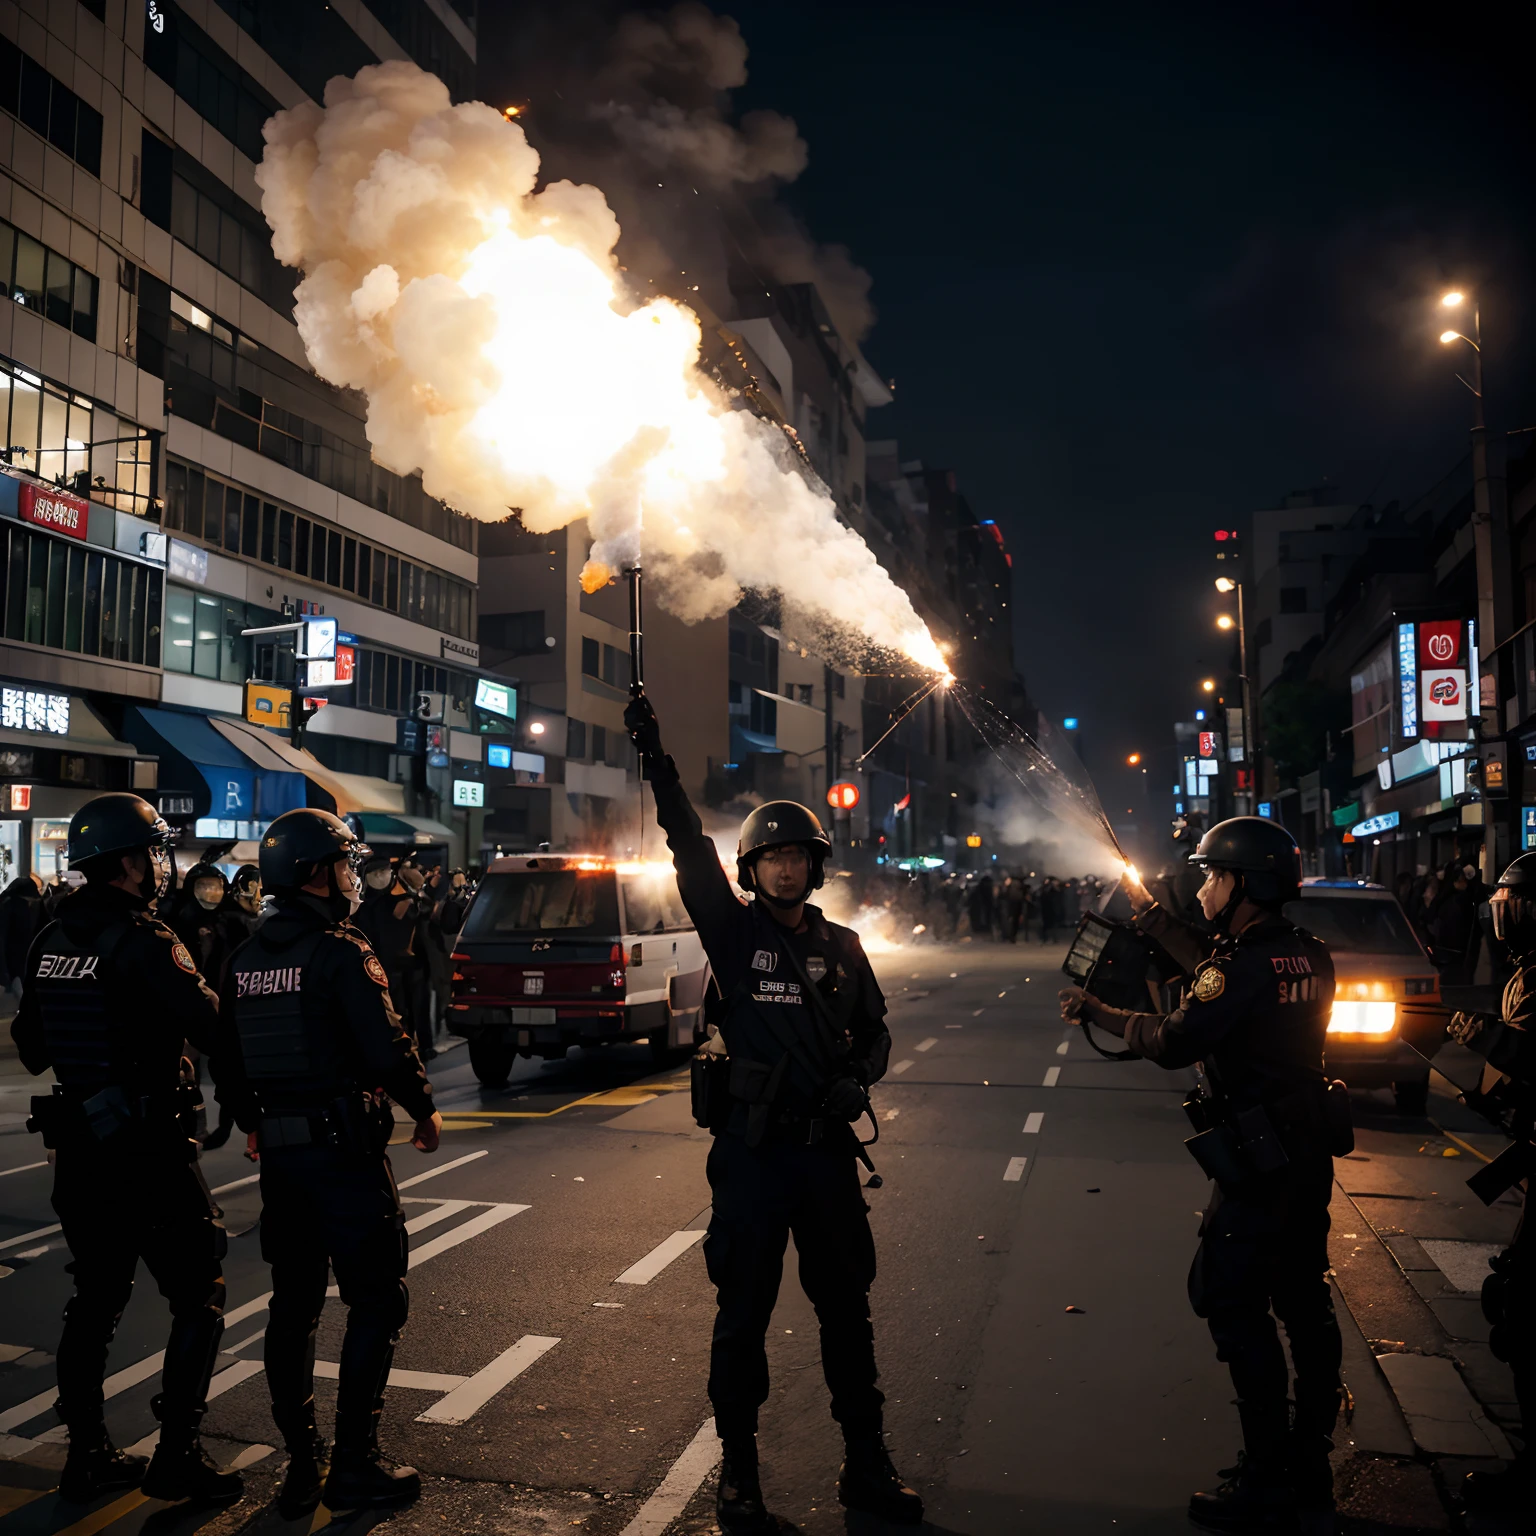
1189 1401 1294 1533
1289 1391 1340 1531
322 1448 420 1510
141 1411 244 1504
58 1425 148 1504
274 1403 328 1519
323 1332 419 1510
838 1429 923 1524
716 1436 772 1535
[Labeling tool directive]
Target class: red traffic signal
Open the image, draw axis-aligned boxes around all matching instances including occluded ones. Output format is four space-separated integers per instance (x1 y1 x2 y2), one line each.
827 781 861 811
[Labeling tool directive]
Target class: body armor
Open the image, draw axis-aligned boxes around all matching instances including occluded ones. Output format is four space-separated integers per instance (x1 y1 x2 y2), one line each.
35 918 137 1094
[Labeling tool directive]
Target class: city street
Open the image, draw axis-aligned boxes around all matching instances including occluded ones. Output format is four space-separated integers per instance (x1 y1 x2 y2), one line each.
0 941 1519 1536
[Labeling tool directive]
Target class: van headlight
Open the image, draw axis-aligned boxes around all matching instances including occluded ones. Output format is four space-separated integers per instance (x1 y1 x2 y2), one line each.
1328 1001 1397 1036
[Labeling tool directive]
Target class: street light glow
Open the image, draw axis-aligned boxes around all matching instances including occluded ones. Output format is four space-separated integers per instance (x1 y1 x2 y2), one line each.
1214 576 1235 593
1201 678 1216 693
1127 753 1141 766
1215 614 1235 630
1440 291 1464 308
1439 330 1461 345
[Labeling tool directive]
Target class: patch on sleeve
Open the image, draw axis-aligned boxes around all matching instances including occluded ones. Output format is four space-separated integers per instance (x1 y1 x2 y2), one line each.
1191 963 1226 1002
170 942 198 975
364 954 390 988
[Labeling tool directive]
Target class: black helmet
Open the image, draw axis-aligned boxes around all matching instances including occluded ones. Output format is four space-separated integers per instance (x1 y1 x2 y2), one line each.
736 801 831 893
260 809 364 892
68 794 171 867
231 863 260 892
1491 852 1536 953
1189 816 1301 907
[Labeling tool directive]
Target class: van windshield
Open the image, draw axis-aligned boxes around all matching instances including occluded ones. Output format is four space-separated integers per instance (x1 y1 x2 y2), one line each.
463 871 620 936
1283 896 1422 956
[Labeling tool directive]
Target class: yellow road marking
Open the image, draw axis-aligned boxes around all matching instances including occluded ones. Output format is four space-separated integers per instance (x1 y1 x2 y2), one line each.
50 1490 148 1534
0 1486 47 1515
1428 1118 1494 1165
440 1078 688 1120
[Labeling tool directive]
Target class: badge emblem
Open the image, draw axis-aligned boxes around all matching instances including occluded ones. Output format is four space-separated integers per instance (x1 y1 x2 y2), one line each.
751 949 777 972
1192 965 1226 1002
171 942 197 975
806 955 827 981
364 954 390 987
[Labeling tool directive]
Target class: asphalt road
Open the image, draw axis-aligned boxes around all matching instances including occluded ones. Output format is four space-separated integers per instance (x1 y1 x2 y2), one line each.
0 938 1496 1535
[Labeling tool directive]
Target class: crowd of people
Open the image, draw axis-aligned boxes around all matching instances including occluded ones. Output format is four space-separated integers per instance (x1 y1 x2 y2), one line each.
1392 859 1490 986
847 867 1114 945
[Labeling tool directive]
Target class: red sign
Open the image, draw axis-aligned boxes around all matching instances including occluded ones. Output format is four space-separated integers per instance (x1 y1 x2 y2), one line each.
1198 731 1217 758
827 781 861 811
335 644 355 683
1428 674 1461 707
1418 620 1462 669
8 785 31 812
18 483 88 540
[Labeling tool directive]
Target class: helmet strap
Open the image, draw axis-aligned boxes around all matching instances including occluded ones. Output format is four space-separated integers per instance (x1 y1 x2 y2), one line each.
1212 871 1246 934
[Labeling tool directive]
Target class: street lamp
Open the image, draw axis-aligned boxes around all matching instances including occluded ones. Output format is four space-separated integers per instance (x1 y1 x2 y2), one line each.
1438 288 1506 879
1215 614 1235 631
1126 753 1141 766
1201 678 1216 693
1212 574 1254 812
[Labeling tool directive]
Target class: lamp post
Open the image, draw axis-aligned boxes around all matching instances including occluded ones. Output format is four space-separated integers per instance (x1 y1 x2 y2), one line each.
1215 576 1254 814
1439 291 1509 877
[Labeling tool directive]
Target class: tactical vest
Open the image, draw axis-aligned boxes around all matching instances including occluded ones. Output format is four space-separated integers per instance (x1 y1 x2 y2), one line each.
34 918 135 1094
229 927 334 1112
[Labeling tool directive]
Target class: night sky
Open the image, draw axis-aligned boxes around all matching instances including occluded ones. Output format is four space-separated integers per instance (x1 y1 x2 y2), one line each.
483 3 1535 821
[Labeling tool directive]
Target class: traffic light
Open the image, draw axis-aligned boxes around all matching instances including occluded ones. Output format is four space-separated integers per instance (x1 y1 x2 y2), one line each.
1213 529 1242 565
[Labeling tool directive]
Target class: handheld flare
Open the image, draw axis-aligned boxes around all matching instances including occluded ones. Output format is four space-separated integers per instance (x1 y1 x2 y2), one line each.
626 566 645 699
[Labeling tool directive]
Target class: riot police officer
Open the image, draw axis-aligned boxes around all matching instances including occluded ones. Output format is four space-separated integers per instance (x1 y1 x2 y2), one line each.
626 693 921 1533
1444 851 1536 1512
1060 818 1343 1534
11 794 242 1506
216 809 440 1516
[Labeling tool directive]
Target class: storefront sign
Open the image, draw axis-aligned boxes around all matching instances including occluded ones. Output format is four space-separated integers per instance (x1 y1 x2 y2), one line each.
1482 742 1508 797
244 683 292 727
442 635 480 665
1350 811 1400 838
7 784 31 812
1 687 69 735
1198 731 1216 758
1418 620 1462 669
1422 668 1468 721
453 779 485 807
335 645 355 683
1524 807 1536 852
1396 621 1417 738
487 743 512 769
474 678 515 719
18 483 88 540
167 540 208 583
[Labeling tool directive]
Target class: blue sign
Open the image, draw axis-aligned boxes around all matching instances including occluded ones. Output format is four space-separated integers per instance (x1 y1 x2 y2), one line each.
1397 621 1418 739
1350 811 1400 838
1062 717 1079 730
1194 709 1206 721
1524 807 1536 851
1257 801 1272 818
396 718 423 753
427 750 449 769
487 742 512 769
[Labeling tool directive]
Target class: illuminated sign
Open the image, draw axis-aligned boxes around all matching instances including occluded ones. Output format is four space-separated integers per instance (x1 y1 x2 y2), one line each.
827 781 861 810
301 617 337 660
8 784 31 812
453 779 485 807
1525 807 1536 852
1397 621 1417 738
1349 811 1400 839
1 687 69 735
1198 731 1216 758
18 483 88 540
1418 620 1461 668
487 743 512 769
244 683 290 726
475 678 515 719
335 645 355 683
965 834 982 848
1062 717 1079 730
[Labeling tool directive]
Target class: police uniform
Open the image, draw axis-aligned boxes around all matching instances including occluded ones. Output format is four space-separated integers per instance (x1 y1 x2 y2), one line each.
1079 819 1343 1531
629 689 920 1532
11 797 240 1505
216 810 435 1514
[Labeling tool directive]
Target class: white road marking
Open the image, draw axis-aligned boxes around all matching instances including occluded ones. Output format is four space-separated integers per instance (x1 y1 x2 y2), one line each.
9 1246 51 1261
1004 1157 1028 1182
210 1173 260 1195
616 1230 706 1285
314 1360 467 1392
618 1417 722 1536
397 1149 489 1189
0 1162 46 1179
594 1302 624 1308
971 1009 984 1017
0 1223 61 1254
403 1199 474 1236
883 1109 900 1121
1043 1067 1061 1087
407 1203 529 1268
1055 1042 1069 1056
891 1060 914 1075
1024 1112 1044 1134
945 1024 962 1030
915 1037 937 1053
416 1335 561 1425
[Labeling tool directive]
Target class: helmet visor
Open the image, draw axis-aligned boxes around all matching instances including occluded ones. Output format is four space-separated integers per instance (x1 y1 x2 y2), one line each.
1491 887 1529 944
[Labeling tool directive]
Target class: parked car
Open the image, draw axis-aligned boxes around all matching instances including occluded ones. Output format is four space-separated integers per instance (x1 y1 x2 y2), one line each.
1288 877 1442 1115
449 855 713 1086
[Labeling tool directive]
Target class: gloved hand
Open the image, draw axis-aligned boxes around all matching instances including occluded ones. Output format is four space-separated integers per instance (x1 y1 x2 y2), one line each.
1449 1011 1486 1046
823 1076 871 1122
624 692 664 762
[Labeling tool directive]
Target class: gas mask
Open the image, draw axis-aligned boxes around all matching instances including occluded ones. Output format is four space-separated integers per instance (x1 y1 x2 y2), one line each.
194 879 224 911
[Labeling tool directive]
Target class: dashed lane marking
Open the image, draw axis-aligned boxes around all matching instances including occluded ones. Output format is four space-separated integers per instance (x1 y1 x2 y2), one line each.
398 1149 489 1188
1004 1157 1028 1182
210 1173 260 1195
315 1360 466 1392
971 1009 984 1017
618 1417 722 1536
1024 1112 1044 1134
416 1335 561 1425
1055 1042 1070 1056
0 1162 45 1180
0 1223 61 1254
616 1230 706 1285
891 1060 914 1075
1043 1067 1061 1087
915 1037 937 1053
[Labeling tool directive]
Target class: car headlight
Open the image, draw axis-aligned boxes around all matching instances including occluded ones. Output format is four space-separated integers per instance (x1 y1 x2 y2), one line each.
1328 1001 1397 1036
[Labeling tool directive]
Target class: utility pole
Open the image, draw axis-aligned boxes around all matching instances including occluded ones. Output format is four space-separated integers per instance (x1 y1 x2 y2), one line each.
824 663 838 844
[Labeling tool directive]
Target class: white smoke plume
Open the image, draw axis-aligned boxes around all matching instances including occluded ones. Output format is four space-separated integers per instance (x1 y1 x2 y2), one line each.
256 60 942 673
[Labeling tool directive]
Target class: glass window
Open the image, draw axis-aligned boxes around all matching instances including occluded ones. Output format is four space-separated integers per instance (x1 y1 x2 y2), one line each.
193 593 221 678
463 870 620 937
277 507 293 569
164 584 194 672
327 529 341 587
220 597 243 682
63 544 84 652
0 225 14 289
1284 897 1424 955
146 569 163 668
37 388 68 483
242 494 259 557
66 400 90 485
294 517 309 576
98 558 121 659
44 250 73 328
370 547 384 606
357 545 371 602
184 469 205 539
127 564 146 665
224 485 241 551
384 652 399 712
261 502 276 564
203 475 222 542
82 551 102 656
24 534 46 644
386 555 398 611
44 538 67 650
12 232 45 310
343 537 356 592
7 372 39 474
566 717 586 760
3 528 24 641
71 267 97 342
581 637 600 676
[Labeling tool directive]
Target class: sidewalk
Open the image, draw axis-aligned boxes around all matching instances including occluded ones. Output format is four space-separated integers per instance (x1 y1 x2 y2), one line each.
1327 1069 1525 1533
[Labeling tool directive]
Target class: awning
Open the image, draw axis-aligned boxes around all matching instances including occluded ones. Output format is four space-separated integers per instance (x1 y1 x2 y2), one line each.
355 813 454 847
730 723 781 758
124 708 306 822
210 719 405 816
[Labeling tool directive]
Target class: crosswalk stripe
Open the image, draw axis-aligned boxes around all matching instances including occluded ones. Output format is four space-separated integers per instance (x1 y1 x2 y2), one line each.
615 1230 705 1286
0 1223 62 1254
618 1417 721 1536
915 1037 937 1053
1004 1156 1028 1182
398 1149 489 1188
415 1335 560 1425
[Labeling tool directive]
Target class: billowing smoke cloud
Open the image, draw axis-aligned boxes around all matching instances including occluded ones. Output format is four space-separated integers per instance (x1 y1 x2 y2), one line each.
255 61 941 670
484 1 874 341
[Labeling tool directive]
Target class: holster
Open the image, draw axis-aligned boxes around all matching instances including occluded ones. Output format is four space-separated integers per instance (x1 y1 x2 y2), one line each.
1185 1125 1250 1191
1325 1079 1355 1157
26 1088 69 1150
690 1051 730 1130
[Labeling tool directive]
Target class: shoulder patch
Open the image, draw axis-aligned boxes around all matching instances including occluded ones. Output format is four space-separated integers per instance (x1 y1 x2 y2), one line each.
1192 963 1226 1002
364 954 390 988
170 941 198 975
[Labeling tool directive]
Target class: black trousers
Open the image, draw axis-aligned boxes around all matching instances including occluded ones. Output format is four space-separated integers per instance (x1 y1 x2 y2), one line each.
258 1146 409 1450
703 1131 883 1441
50 1144 227 1432
1189 1156 1342 1433
1486 1186 1536 1454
